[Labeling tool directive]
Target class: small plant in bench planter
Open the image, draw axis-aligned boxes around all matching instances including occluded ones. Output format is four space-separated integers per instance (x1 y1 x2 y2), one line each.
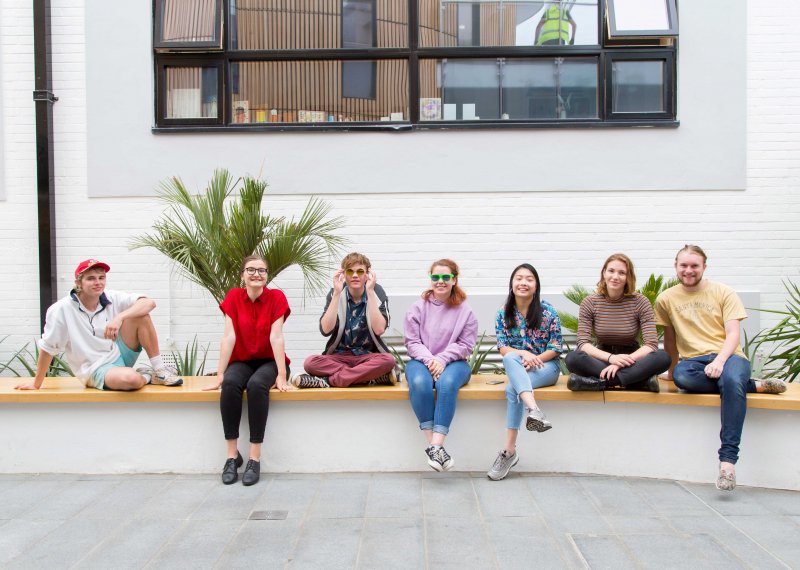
170 335 210 377
131 169 347 304
751 279 800 382
0 337 73 377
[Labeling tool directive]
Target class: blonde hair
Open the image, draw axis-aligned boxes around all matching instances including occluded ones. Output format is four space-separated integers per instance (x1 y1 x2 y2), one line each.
597 253 637 297
675 244 708 264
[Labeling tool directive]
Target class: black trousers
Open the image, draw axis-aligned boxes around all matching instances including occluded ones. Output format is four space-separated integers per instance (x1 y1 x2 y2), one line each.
220 359 288 443
565 345 672 389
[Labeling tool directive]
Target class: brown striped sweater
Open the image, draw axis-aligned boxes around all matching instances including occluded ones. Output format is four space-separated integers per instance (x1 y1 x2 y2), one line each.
576 292 658 351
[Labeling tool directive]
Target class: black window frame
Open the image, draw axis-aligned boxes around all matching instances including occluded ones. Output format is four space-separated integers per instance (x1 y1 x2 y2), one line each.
606 0 679 39
153 0 678 131
154 0 223 51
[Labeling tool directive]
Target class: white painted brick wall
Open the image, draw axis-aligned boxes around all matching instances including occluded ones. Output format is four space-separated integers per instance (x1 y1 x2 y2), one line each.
1 0 799 373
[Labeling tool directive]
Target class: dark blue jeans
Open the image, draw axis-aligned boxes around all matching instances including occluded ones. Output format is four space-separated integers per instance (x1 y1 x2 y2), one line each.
672 354 756 464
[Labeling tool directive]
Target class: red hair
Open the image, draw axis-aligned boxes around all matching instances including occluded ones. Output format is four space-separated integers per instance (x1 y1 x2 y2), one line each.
421 258 467 306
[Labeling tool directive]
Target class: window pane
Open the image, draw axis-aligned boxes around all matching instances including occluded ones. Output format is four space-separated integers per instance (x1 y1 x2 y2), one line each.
230 60 408 123
611 0 669 31
612 60 664 113
230 0 407 50
503 58 597 119
418 0 598 48
342 61 377 99
158 0 219 44
165 67 218 118
419 57 597 121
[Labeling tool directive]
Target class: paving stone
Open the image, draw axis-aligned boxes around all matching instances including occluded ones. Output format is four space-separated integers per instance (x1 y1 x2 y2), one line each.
214 518 302 568
422 477 480 518
684 533 749 569
21 479 119 521
623 533 725 568
680 482 773 516
190 477 269 520
357 517 424 570
135 478 218 520
286 517 362 569
472 476 537 517
365 474 423 518
252 476 321 519
145 519 242 569
627 478 712 516
75 478 170 520
579 477 656 516
0 519 65 566
527 476 601 517
73 518 183 569
484 516 568 570
726 514 800 568
0 478 70 519
307 476 369 519
5 519 118 569
425 516 495 569
736 487 800 515
571 535 638 569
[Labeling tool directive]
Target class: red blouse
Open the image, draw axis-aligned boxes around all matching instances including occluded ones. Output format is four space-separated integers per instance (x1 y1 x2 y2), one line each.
219 288 291 364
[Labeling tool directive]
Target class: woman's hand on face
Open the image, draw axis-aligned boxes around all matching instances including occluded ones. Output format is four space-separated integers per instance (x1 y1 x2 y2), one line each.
599 364 620 379
610 353 635 368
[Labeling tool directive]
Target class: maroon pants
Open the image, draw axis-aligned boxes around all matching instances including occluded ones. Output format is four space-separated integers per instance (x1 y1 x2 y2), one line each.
303 352 396 387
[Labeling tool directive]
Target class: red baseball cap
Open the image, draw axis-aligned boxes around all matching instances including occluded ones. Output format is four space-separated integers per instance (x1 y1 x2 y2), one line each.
74 259 110 278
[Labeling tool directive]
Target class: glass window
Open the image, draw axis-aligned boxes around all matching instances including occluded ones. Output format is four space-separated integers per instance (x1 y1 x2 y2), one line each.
164 66 219 119
155 0 221 49
419 0 599 48
607 0 678 37
611 59 664 113
230 60 408 123
230 0 406 50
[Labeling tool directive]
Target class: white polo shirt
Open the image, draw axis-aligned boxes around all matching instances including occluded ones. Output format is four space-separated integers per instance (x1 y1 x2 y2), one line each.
38 289 143 385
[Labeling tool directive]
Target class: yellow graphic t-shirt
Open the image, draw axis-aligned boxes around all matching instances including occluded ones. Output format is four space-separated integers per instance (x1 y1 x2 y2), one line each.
655 281 747 360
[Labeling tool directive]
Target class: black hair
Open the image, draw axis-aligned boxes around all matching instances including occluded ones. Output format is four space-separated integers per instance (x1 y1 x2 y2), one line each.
504 263 543 332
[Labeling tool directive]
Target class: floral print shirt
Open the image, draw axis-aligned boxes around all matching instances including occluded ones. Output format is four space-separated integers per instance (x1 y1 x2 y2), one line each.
495 301 564 355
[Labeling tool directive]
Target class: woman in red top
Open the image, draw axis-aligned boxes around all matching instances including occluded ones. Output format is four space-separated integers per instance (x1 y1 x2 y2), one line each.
203 255 291 486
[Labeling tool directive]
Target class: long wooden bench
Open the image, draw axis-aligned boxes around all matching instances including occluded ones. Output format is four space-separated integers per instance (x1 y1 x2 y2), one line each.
2 375 798 489
2 375 798 409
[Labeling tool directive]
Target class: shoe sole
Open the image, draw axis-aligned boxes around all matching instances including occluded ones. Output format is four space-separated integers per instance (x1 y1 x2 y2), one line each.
526 416 552 432
715 480 736 491
151 379 184 387
487 454 520 481
242 476 260 486
566 379 604 391
427 459 445 472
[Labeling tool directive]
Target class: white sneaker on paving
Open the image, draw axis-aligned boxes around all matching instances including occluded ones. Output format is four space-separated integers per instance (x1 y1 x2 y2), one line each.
525 407 552 432
151 365 184 386
425 446 454 472
290 374 330 389
487 449 520 481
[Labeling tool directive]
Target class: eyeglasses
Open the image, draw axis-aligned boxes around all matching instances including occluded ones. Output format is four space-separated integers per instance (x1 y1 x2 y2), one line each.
430 274 454 282
244 267 267 275
345 268 366 277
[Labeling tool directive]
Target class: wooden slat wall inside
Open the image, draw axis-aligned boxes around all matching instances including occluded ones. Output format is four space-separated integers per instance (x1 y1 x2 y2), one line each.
162 0 216 42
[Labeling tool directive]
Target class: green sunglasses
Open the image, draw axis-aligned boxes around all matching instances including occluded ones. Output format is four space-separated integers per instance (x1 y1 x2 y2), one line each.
430 274 455 282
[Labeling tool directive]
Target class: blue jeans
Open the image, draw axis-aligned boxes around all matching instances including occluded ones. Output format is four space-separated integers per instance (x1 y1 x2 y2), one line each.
673 354 756 464
503 353 560 430
406 359 471 435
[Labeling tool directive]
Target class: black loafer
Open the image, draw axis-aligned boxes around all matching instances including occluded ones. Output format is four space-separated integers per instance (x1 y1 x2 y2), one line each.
222 452 243 485
242 459 260 486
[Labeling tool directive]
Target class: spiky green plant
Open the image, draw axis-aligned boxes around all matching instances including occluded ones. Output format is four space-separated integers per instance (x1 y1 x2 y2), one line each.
0 339 73 377
468 331 497 374
131 169 346 303
170 336 209 377
755 280 800 382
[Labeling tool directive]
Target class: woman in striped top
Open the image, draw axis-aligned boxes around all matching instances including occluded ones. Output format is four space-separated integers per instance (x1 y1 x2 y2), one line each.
565 253 671 392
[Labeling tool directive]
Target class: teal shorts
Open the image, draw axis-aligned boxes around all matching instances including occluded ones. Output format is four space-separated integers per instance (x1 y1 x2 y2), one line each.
91 337 142 390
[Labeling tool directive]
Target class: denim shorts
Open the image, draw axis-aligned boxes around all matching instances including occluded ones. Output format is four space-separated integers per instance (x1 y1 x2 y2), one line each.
92 337 142 390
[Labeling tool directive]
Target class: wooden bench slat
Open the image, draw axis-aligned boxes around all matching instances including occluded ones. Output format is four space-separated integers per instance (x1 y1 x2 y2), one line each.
2 376 799 410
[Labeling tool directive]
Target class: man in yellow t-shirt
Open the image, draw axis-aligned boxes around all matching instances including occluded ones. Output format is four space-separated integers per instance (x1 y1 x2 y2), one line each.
655 245 786 492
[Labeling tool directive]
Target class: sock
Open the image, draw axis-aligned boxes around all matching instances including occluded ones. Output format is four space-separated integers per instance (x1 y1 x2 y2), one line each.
150 356 164 370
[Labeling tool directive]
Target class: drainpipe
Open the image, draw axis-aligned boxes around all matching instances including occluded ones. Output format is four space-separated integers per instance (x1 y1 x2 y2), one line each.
32 0 57 330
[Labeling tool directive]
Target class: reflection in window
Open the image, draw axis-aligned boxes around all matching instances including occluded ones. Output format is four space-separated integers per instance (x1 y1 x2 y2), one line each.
230 60 408 123
229 0 407 50
342 1 377 99
419 57 597 121
607 0 678 36
419 0 598 48
612 60 664 113
157 0 220 46
165 67 218 118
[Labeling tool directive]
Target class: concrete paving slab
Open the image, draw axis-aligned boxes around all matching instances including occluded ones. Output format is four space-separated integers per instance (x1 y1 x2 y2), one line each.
365 474 423 518
357 517 424 570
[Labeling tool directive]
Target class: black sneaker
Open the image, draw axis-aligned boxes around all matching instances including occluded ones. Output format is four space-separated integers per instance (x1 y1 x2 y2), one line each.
567 373 605 391
646 376 661 393
290 374 330 389
425 445 454 472
367 371 397 386
242 459 260 486
222 452 243 485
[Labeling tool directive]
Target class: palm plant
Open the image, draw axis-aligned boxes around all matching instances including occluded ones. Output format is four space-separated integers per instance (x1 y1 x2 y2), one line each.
131 169 346 303
755 280 800 382
170 335 210 377
0 338 73 377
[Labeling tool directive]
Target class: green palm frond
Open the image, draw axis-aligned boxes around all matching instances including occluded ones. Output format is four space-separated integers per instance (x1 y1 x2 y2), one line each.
755 280 800 382
131 169 346 303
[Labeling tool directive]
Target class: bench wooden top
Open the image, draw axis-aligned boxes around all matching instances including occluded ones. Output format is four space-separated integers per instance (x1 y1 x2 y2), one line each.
1 376 798 410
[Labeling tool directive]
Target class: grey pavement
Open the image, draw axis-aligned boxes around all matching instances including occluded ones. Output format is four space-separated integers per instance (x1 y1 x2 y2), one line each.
0 472 798 569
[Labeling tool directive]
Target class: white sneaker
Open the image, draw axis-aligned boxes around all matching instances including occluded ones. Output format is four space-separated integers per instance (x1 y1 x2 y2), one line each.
151 365 183 386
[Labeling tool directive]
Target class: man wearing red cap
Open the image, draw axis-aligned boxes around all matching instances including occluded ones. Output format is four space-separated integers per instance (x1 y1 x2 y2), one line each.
15 259 183 391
